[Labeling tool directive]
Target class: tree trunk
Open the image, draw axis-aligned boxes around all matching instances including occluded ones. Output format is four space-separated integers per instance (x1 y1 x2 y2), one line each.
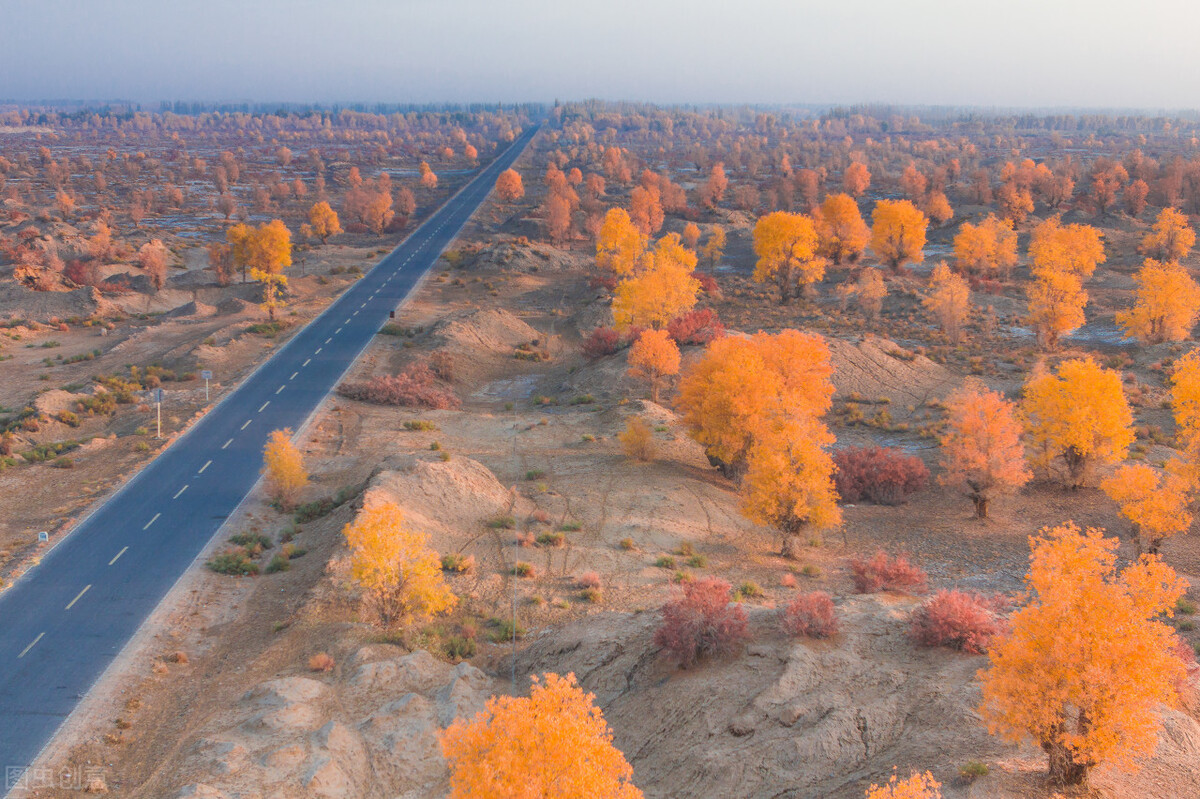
1045 739 1089 786
973 495 989 519
1063 447 1086 488
781 533 804 560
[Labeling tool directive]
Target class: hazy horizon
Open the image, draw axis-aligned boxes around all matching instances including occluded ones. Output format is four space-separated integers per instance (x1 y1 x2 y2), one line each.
5 0 1200 110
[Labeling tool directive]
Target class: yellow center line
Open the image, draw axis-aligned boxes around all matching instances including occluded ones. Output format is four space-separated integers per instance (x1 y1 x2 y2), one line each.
65 585 91 610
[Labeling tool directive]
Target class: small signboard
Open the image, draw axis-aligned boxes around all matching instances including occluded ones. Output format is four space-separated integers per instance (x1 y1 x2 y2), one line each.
153 388 164 403
37 531 48 543
200 370 213 381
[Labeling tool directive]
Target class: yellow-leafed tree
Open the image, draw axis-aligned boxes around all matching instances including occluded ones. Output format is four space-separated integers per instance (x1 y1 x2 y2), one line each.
815 193 869 265
229 219 292 319
843 161 870 197
343 499 456 628
740 413 840 558
627 329 680 402
857 267 887 319
676 330 833 478
979 523 1186 785
1116 258 1200 344
611 234 699 330
939 380 1030 518
308 201 342 244
1028 216 1106 281
752 211 825 304
700 225 726 268
1022 357 1134 488
262 428 307 509
596 208 647 281
1101 462 1194 554
953 214 1018 278
440 672 643 799
1140 207 1195 262
923 262 970 342
495 169 524 203
864 771 942 799
870 199 927 272
1171 349 1200 460
1026 268 1087 348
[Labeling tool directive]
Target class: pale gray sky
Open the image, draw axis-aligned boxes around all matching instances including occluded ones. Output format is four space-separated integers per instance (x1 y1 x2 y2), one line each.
3 0 1200 108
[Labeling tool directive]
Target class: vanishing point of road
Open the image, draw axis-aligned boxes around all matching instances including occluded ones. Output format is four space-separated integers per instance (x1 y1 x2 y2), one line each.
0 124 538 788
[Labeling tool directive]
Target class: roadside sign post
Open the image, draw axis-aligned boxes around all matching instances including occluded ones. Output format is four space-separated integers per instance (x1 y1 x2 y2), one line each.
201 370 213 402
154 388 164 439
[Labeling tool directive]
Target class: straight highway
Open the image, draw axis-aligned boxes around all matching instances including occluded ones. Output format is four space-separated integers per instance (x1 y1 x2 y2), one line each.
0 124 538 789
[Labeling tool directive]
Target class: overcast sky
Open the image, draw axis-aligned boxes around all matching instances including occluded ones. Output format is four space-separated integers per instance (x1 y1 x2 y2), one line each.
4 0 1200 109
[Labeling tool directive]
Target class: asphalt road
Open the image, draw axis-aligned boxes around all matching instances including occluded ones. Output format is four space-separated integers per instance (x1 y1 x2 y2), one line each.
0 124 538 789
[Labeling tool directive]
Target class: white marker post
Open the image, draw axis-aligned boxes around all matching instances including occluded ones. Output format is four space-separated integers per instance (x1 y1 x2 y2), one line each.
154 387 164 439
201 369 212 402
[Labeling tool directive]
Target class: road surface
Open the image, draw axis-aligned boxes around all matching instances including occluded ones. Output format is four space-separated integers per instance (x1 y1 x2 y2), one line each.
0 124 538 790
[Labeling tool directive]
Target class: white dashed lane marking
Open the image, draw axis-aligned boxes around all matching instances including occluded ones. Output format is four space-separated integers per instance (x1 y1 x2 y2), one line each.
173 485 188 499
276 385 285 395
108 546 128 566
290 372 298 380
198 460 211 474
241 420 251 430
143 513 160 530
18 633 44 659
222 438 233 449
258 401 269 413
303 358 311 367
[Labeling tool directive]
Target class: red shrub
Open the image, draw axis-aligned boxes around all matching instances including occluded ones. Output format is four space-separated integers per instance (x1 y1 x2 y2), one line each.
909 590 1006 654
969 276 1004 295
667 308 725 345
63 259 100 287
588 274 618 291
97 275 135 295
691 271 720 294
577 571 602 590
849 551 928 594
338 361 461 409
580 326 620 359
833 446 929 505
781 591 838 638
654 577 749 668
344 222 369 235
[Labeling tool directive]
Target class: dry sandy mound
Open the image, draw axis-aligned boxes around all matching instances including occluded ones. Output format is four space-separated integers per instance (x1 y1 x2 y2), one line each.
516 596 989 798
164 300 218 319
431 307 539 356
109 287 196 314
33 388 87 416
169 647 496 799
0 283 110 321
515 598 1200 798
476 240 579 273
828 336 957 405
366 454 522 537
217 297 265 316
